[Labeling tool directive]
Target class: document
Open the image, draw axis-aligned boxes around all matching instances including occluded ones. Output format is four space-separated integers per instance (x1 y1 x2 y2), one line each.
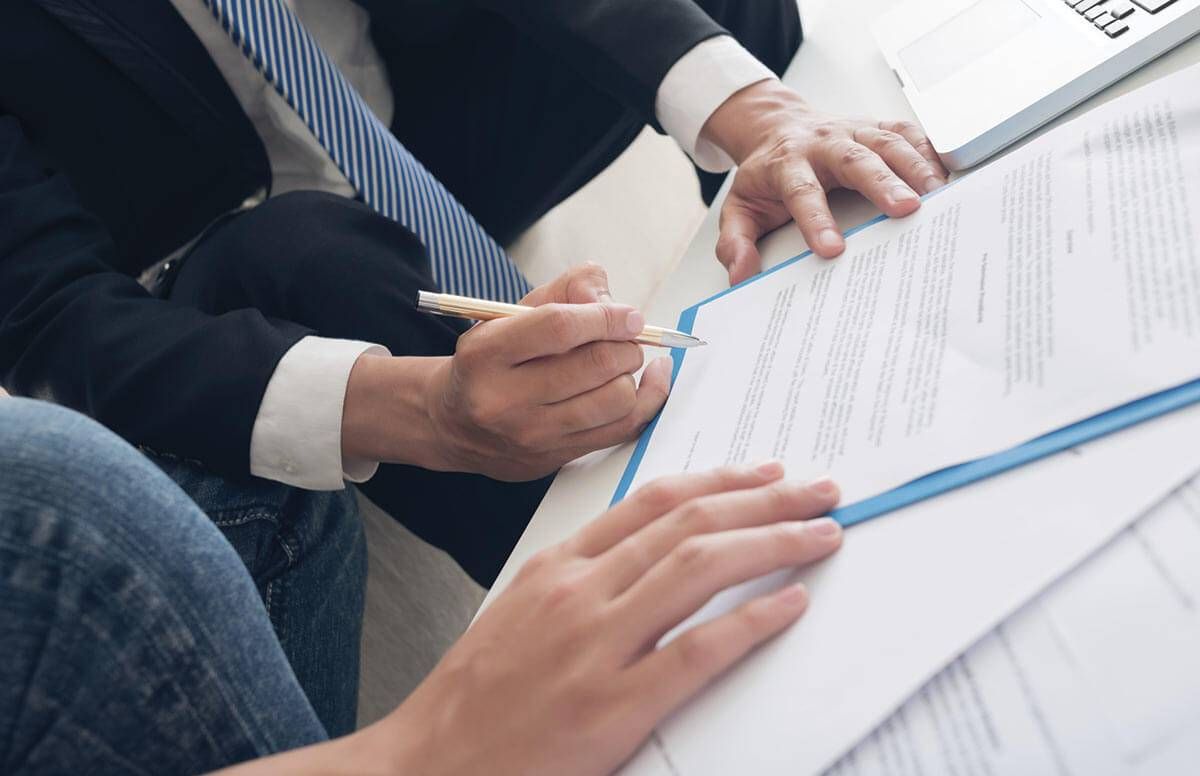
615 63 1200 514
616 64 1200 776
828 477 1200 776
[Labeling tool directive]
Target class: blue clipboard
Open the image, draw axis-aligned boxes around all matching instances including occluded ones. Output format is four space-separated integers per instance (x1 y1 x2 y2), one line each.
611 218 1200 528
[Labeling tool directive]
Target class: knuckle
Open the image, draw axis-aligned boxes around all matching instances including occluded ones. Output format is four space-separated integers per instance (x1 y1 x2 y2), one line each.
540 572 590 612
813 123 836 140
675 631 720 672
679 499 723 535
671 535 715 571
619 342 645 373
872 170 896 185
545 305 580 346
713 463 746 487
768 521 807 554
635 478 681 514
455 333 488 370
588 343 621 376
838 143 871 167
715 233 741 261
767 137 803 163
783 177 823 199
577 260 606 280
567 262 610 300
762 481 797 512
614 376 638 411
465 390 502 427
598 303 621 337
737 597 778 632
517 546 558 581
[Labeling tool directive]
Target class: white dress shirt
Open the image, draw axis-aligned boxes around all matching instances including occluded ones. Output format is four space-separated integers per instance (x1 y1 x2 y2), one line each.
170 0 774 490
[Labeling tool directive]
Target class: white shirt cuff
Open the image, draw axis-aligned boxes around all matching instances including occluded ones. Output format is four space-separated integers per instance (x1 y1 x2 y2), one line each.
655 35 777 173
250 336 390 490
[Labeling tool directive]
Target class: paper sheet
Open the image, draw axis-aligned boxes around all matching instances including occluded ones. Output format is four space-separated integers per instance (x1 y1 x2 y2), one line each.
617 63 1200 776
619 64 1200 510
828 477 1200 776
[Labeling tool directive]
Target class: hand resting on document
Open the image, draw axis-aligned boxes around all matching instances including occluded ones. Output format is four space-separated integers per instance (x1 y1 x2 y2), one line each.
218 464 844 776
702 79 950 284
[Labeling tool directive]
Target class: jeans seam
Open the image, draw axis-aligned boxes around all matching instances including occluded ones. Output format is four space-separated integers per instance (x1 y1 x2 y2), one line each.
136 445 207 470
264 576 287 648
210 509 280 529
264 578 276 619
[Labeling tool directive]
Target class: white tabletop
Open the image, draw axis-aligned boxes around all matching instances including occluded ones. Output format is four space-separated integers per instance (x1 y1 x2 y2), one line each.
483 0 1200 605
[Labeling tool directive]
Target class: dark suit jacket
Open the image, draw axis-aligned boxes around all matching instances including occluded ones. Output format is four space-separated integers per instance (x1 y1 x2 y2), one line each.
0 0 727 478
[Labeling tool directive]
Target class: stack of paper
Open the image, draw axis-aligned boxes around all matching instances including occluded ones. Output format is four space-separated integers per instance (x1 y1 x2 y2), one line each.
829 477 1200 776
618 62 1200 776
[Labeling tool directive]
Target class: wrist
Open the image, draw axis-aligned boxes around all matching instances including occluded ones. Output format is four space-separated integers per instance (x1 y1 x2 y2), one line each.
341 353 454 471
700 78 803 166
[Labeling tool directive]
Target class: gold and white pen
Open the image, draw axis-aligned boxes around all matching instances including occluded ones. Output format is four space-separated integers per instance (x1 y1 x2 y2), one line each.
417 291 706 349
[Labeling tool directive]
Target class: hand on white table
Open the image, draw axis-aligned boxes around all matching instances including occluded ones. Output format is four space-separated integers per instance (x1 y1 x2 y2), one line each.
702 79 949 285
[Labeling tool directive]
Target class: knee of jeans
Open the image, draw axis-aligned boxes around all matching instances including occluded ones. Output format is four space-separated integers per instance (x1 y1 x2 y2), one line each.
0 399 248 596
0 399 150 501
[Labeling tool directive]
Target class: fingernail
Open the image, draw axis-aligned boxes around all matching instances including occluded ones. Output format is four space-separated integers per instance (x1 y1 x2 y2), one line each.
890 185 918 204
817 229 842 254
625 309 645 336
753 460 784 479
598 290 614 303
808 517 841 537
807 475 838 498
922 176 945 195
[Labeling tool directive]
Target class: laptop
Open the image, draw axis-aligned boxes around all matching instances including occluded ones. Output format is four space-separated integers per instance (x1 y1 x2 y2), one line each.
873 0 1200 169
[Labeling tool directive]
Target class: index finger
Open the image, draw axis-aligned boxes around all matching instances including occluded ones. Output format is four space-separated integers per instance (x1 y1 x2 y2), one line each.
771 160 846 258
488 302 646 363
568 462 787 558
878 119 949 181
521 261 613 307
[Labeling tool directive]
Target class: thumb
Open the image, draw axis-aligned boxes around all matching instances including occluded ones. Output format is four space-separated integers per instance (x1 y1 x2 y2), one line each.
716 198 768 287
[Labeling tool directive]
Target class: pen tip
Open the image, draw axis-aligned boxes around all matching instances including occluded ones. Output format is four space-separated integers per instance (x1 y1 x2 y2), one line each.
697 339 708 346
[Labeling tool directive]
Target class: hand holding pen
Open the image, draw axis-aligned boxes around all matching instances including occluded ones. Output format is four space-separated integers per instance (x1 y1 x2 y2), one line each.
403 264 679 481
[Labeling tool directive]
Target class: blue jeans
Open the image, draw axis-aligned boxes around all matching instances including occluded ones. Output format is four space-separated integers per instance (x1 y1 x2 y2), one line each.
150 442 367 737
0 399 355 772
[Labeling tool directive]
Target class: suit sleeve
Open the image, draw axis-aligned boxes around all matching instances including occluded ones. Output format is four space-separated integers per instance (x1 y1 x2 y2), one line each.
476 0 727 126
0 113 312 478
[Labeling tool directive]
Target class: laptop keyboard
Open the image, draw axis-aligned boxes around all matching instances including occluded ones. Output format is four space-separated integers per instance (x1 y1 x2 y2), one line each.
1063 0 1180 38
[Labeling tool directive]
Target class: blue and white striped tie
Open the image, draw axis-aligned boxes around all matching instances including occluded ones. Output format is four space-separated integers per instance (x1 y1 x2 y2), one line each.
202 0 531 302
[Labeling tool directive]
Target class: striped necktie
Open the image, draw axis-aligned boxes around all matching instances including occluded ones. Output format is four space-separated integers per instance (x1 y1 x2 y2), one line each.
202 0 531 302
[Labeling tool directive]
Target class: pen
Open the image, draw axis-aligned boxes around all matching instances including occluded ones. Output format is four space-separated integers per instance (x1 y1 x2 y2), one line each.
417 291 707 349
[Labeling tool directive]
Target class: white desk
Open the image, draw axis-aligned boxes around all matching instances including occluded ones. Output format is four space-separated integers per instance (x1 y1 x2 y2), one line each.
485 0 1200 603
